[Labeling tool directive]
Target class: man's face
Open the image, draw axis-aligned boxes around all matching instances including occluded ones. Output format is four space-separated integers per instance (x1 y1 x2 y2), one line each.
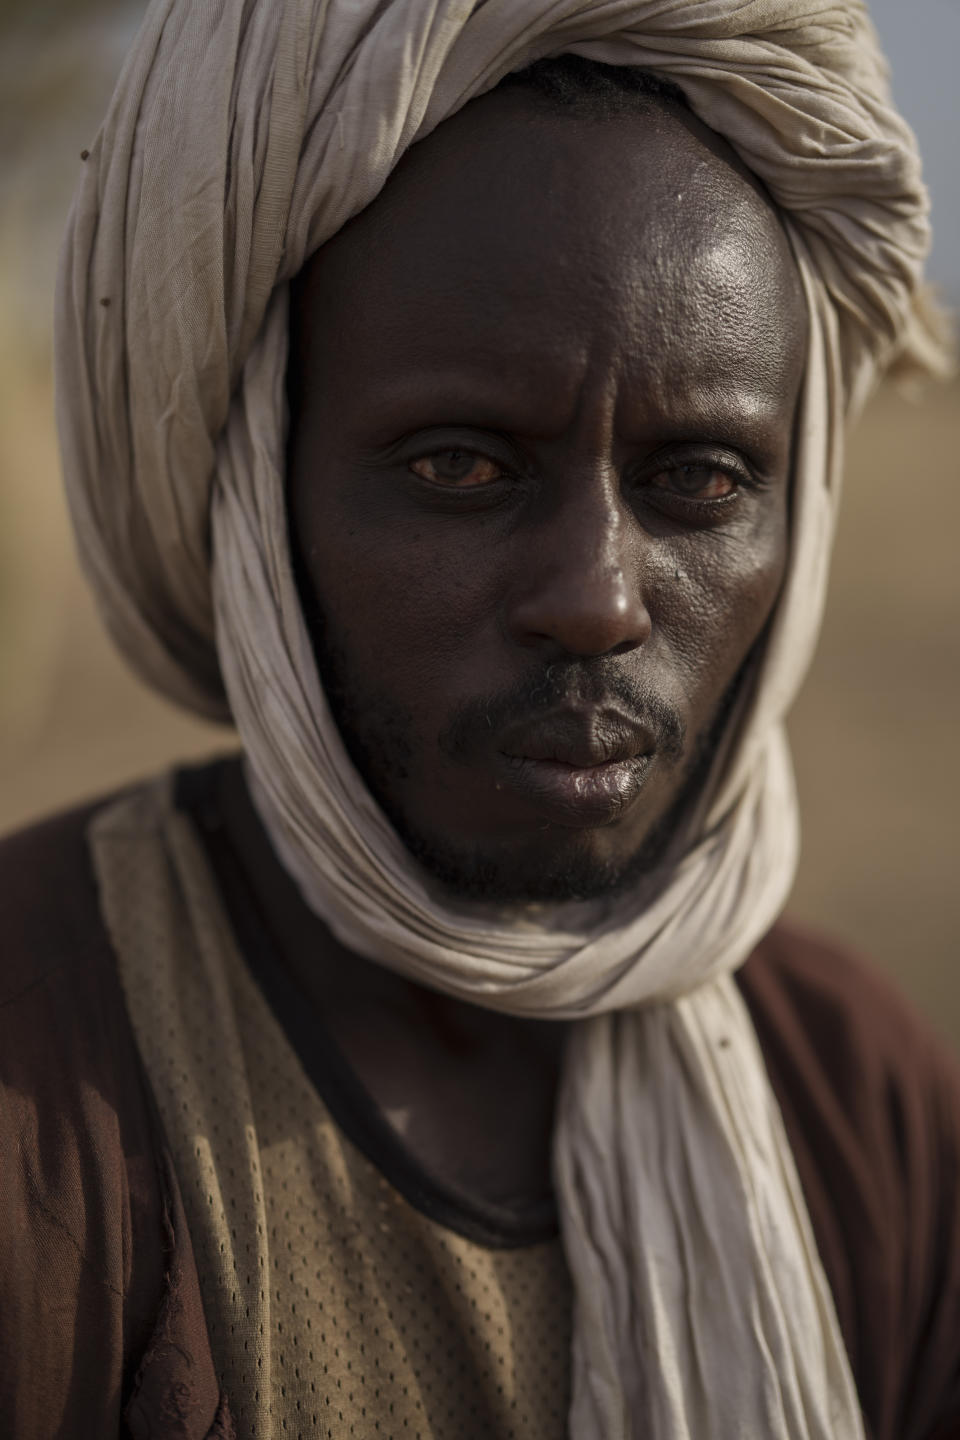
287 89 807 904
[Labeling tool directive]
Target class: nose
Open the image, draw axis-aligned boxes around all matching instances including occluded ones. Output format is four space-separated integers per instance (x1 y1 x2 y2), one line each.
505 474 652 658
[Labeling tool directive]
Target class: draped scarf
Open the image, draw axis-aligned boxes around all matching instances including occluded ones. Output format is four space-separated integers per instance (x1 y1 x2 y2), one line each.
55 2 947 1435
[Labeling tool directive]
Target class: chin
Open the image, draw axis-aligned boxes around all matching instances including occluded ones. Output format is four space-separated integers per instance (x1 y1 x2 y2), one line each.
387 722 720 906
394 818 672 906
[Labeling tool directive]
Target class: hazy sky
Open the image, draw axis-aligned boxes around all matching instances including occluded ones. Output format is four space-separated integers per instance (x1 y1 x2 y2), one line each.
869 0 960 303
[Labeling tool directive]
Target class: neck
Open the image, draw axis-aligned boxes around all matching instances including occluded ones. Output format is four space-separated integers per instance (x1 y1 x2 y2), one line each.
214 756 570 1212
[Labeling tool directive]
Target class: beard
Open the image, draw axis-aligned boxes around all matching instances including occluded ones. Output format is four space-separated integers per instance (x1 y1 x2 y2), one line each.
391 737 718 904
301 592 738 907
391 683 729 905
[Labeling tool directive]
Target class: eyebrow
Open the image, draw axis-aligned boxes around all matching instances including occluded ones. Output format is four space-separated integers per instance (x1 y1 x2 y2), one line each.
347 359 794 456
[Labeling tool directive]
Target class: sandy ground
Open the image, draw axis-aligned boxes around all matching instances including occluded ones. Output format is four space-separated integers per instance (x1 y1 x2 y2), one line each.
1 360 958 1047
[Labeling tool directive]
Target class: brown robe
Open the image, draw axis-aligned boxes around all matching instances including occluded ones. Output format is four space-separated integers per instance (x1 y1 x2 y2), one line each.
1 760 958 1439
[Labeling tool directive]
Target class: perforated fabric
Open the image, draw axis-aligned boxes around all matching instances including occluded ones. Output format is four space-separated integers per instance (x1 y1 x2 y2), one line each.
90 778 572 1439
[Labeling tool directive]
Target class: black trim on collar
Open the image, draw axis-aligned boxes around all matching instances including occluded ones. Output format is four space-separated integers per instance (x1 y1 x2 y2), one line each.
173 758 560 1252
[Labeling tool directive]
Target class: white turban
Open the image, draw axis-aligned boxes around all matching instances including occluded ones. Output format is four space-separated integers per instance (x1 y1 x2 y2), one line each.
55 2 948 1436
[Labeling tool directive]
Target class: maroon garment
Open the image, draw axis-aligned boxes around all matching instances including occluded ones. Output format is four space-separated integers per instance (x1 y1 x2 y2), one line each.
0 792 233 1440
1 765 959 1439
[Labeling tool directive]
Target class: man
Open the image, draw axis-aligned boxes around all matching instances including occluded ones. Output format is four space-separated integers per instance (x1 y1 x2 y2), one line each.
2 2 958 1438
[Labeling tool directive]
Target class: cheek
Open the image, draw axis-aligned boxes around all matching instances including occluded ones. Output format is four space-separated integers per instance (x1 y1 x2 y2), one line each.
292 490 506 713
291 466 789 740
650 511 788 716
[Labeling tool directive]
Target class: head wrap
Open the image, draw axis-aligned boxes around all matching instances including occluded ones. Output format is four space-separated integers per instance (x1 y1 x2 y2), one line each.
56 2 947 1436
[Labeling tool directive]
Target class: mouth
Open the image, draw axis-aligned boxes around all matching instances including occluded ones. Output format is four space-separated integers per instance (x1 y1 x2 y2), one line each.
495 751 653 826
492 708 658 827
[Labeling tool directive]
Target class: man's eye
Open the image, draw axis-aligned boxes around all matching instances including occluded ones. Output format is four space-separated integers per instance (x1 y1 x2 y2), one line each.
409 450 503 486
649 465 737 500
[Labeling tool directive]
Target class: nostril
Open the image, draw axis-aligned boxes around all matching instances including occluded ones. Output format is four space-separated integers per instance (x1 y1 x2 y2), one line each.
506 570 651 658
608 635 643 657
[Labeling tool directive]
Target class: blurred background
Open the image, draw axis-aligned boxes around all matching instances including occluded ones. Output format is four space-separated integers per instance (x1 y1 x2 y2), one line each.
1 0 958 1046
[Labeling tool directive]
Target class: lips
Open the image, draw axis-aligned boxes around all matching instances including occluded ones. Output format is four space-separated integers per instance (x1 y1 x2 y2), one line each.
498 707 655 769
493 708 657 826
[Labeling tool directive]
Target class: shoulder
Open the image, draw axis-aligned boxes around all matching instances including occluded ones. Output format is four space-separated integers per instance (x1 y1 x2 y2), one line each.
0 784 234 1438
0 793 118 997
740 919 960 1440
739 919 960 1210
740 915 960 1110
0 791 157 1115
0 794 147 1114
0 792 170 1434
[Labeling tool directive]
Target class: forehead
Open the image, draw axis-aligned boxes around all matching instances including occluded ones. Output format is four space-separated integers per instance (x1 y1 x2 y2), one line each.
292 88 806 434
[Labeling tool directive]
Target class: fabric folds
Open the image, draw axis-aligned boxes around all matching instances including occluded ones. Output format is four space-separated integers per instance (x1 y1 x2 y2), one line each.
55 2 948 1437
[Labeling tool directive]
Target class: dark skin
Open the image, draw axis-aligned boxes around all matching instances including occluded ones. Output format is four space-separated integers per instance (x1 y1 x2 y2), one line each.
222 87 807 1211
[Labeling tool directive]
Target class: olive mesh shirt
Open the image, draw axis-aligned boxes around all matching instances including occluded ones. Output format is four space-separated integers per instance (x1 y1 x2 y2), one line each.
91 771 573 1440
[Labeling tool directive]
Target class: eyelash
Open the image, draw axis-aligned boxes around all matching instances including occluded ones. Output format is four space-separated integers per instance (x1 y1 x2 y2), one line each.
643 458 760 500
407 448 762 506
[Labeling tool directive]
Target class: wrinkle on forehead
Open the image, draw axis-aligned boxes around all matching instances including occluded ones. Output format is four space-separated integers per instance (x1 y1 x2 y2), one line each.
290 86 807 446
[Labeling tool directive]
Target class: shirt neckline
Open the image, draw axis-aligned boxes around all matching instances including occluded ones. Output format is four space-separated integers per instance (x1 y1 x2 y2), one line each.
175 757 560 1252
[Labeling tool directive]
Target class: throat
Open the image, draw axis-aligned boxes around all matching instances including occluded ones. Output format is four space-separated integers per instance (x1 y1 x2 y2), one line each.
211 753 569 1218
345 1002 569 1215
334 989 568 1214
